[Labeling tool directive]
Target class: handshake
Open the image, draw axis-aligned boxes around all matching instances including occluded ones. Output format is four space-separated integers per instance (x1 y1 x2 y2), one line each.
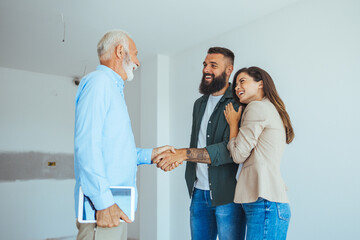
151 145 184 172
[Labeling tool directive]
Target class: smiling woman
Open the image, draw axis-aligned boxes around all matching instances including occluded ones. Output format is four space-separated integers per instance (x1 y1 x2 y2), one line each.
231 67 294 144
224 66 294 240
234 71 264 104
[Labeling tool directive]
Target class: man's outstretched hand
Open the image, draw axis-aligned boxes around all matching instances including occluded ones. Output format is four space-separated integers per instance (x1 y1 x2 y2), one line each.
151 145 176 163
154 149 186 171
96 203 131 228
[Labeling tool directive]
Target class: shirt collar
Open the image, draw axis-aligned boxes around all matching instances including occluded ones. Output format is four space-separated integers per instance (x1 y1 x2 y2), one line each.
222 83 233 99
96 65 124 89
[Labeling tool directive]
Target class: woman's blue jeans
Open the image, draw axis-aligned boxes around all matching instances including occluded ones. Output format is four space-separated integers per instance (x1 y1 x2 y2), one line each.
242 198 291 240
190 188 246 240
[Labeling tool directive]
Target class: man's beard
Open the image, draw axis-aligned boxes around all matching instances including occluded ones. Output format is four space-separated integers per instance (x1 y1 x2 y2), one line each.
122 52 137 81
199 71 227 95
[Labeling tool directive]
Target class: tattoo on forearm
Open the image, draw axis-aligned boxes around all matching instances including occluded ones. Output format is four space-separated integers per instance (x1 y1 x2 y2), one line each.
186 149 211 164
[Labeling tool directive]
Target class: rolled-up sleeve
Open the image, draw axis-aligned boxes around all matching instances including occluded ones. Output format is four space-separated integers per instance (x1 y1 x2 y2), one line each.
228 101 267 164
206 141 233 167
74 76 114 210
137 148 153 165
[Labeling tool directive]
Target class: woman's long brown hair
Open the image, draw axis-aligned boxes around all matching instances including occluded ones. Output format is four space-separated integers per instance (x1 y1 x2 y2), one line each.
232 67 294 144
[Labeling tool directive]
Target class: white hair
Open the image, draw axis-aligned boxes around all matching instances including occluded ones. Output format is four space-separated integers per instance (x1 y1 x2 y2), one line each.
97 30 131 61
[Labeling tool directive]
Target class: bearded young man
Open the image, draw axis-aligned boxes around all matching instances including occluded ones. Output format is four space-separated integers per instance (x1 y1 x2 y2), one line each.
155 47 246 239
74 30 174 240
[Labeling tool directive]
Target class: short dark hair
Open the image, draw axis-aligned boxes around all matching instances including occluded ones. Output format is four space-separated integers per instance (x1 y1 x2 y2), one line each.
207 47 235 65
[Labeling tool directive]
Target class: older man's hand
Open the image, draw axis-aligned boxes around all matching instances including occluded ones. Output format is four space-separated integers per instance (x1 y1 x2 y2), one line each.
96 203 131 228
154 149 186 171
151 145 176 164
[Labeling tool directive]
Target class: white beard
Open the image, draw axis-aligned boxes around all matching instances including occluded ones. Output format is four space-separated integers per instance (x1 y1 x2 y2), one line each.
123 56 137 81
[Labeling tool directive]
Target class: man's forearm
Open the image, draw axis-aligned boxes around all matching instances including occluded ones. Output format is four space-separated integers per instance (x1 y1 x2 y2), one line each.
155 148 211 171
184 148 211 164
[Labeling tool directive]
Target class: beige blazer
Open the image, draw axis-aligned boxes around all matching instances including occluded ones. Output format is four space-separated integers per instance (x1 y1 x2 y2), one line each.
228 98 289 203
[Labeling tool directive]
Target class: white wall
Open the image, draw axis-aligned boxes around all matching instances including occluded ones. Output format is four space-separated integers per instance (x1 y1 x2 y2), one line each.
0 67 78 240
168 0 360 239
138 56 159 240
138 55 172 240
0 68 76 153
0 67 142 239
125 70 142 240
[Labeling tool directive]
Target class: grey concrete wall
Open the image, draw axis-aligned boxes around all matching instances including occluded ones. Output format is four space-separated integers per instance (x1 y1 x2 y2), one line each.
0 152 74 181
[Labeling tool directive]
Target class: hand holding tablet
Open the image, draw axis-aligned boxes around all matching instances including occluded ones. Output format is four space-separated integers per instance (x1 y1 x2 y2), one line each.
78 186 135 224
96 203 131 227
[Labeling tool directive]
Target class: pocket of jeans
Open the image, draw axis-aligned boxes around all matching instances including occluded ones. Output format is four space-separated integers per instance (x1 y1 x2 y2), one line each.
276 203 291 221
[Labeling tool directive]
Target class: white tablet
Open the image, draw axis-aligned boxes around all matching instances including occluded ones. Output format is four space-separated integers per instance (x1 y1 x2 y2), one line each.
78 186 135 223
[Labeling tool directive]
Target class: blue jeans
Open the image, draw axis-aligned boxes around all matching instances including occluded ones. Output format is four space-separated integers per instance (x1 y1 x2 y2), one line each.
190 188 246 240
242 198 291 240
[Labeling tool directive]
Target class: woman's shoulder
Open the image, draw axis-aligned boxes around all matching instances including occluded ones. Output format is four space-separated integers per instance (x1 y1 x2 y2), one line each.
246 98 271 111
247 98 268 108
244 98 272 120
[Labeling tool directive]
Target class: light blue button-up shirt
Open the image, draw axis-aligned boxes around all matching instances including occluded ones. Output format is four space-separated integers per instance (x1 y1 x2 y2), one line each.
74 65 152 218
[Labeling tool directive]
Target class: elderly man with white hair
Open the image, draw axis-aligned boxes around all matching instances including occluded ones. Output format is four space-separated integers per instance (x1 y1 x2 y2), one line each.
74 30 174 239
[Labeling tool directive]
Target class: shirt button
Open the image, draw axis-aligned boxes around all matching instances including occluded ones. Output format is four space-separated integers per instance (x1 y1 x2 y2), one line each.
209 121 211 123
207 135 210 138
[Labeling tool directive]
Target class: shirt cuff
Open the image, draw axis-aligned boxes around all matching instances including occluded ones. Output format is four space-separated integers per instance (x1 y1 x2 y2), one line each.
91 189 115 210
137 148 153 165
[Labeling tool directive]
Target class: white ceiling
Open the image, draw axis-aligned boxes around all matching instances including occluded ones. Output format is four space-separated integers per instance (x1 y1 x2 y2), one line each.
0 0 301 78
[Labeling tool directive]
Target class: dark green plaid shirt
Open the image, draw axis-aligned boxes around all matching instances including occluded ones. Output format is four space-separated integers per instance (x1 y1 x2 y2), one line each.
185 84 240 206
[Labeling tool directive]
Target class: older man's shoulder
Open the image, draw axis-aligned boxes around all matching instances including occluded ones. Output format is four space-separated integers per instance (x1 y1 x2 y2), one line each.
80 70 112 87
